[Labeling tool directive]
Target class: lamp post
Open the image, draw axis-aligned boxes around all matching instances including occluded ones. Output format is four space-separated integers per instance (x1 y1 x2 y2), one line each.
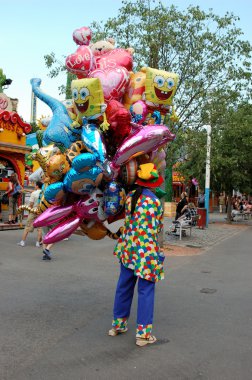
30 91 37 124
205 124 211 227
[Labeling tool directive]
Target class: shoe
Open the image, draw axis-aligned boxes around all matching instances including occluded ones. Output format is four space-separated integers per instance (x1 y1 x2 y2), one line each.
17 241 25 247
136 335 157 347
42 249 51 260
108 327 128 336
12 220 16 224
5 221 12 224
35 241 42 248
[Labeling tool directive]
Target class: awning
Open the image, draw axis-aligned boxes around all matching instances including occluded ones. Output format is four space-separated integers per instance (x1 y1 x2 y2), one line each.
0 141 31 155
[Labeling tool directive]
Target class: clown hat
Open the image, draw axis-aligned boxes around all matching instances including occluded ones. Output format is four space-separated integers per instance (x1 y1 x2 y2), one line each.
135 163 164 188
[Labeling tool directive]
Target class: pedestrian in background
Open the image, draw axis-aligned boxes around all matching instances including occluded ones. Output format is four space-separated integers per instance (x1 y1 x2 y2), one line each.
175 191 188 220
0 196 2 222
17 181 43 247
197 191 205 208
218 193 226 213
4 173 22 224
42 236 53 261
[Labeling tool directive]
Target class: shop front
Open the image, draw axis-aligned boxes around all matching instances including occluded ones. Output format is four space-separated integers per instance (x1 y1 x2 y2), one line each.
0 109 31 221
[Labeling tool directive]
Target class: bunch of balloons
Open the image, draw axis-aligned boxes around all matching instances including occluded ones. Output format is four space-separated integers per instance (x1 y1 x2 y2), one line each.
27 25 179 244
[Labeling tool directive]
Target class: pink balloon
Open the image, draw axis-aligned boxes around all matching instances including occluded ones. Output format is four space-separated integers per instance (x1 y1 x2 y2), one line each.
73 26 92 46
95 48 133 72
38 190 107 244
33 204 73 227
65 46 95 78
192 178 199 186
43 216 80 244
111 124 175 170
89 66 130 103
130 100 148 124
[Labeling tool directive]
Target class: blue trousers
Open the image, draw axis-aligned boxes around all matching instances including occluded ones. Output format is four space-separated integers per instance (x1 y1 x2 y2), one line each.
113 263 155 326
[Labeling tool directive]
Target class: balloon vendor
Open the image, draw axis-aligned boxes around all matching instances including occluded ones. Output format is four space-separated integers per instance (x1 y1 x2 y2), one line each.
108 163 165 347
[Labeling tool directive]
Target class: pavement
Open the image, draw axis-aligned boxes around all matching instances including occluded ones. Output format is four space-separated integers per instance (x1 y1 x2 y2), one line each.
0 212 252 379
163 212 252 255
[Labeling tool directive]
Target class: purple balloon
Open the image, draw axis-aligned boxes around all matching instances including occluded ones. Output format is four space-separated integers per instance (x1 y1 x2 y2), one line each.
111 124 175 170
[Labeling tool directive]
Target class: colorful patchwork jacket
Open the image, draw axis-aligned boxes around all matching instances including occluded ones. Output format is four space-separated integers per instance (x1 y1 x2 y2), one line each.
114 188 164 282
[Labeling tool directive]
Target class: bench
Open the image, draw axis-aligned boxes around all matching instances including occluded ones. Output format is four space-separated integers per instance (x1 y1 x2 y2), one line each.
232 210 252 221
169 214 200 240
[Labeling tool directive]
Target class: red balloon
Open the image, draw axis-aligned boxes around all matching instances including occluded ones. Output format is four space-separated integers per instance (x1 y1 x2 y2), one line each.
89 66 130 103
65 46 95 78
72 26 92 46
106 100 131 145
95 48 133 72
106 100 131 129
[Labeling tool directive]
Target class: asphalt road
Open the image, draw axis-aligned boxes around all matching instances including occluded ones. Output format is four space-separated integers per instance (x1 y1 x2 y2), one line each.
0 224 252 380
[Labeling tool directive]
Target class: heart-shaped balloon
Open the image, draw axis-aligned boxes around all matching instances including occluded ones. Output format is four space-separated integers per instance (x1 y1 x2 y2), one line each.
65 46 95 78
95 48 133 72
89 66 130 103
72 26 92 46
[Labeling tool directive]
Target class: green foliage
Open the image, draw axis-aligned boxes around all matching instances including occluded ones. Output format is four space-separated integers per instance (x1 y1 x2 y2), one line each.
0 69 7 92
172 127 207 190
29 122 40 134
211 103 252 195
36 130 44 148
65 72 77 99
44 54 76 98
44 1 252 115
178 102 252 198
97 0 252 129
43 1 252 203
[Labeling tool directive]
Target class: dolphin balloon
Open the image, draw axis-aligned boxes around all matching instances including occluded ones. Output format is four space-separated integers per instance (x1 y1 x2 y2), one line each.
110 124 175 171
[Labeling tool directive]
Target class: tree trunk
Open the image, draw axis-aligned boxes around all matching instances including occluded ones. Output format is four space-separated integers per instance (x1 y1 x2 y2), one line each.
226 192 233 223
165 166 173 202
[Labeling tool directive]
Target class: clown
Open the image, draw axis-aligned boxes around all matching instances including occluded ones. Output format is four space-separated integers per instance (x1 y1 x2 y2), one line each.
108 163 165 347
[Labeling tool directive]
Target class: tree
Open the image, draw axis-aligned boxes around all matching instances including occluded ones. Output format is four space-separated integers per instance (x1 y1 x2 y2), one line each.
0 69 6 93
0 69 12 93
44 0 252 200
96 1 251 126
211 103 252 220
176 102 252 220
45 0 252 125
29 122 40 134
44 54 77 97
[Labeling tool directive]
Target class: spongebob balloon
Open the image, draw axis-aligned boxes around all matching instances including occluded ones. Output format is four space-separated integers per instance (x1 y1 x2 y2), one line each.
143 67 179 107
71 78 107 126
141 67 179 124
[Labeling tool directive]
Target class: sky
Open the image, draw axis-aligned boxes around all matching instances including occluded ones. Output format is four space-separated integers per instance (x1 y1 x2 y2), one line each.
1 0 252 123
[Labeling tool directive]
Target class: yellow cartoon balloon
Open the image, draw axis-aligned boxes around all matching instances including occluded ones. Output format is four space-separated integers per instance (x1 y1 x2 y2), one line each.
143 67 179 107
71 78 107 125
123 71 146 109
32 144 60 174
